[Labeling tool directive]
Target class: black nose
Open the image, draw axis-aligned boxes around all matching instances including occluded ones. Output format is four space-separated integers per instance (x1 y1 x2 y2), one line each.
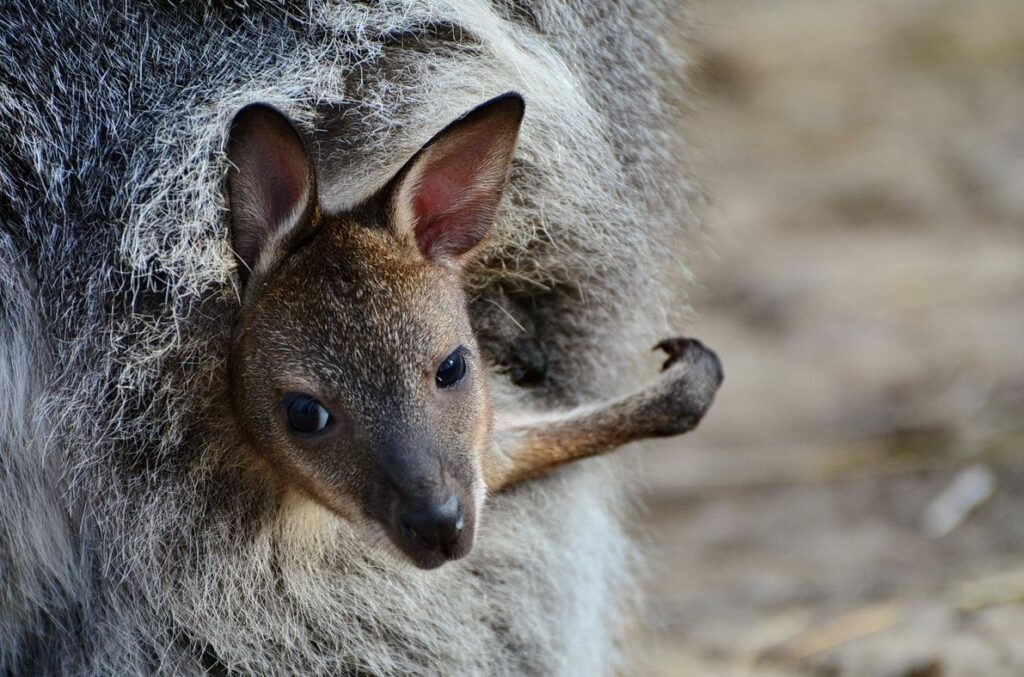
399 494 465 557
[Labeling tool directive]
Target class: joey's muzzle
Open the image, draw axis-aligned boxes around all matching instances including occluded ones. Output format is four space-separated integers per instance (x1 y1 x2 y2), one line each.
374 442 477 569
398 493 466 558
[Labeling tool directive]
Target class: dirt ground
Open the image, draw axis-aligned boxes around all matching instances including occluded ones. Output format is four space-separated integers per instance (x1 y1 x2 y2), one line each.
633 1 1024 674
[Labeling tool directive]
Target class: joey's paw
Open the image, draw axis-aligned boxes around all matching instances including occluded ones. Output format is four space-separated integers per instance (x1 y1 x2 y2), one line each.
654 337 724 386
645 336 724 437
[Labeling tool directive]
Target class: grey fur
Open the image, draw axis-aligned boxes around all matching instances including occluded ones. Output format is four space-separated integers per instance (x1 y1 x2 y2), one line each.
0 1 698 674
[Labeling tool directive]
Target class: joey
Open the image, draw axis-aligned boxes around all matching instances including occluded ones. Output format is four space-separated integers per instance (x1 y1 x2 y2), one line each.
226 94 723 570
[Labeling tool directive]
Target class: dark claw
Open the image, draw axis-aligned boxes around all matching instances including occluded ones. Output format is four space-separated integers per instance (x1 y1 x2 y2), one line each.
654 336 724 384
654 337 700 371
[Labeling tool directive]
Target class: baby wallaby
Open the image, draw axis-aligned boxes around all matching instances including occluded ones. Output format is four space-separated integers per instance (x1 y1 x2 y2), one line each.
226 94 723 570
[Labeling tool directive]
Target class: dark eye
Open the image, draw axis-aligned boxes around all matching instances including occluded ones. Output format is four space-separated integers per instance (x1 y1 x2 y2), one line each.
435 347 468 389
283 394 332 434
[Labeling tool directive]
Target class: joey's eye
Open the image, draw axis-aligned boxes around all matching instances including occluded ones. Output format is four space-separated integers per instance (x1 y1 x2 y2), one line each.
283 394 332 434
435 347 468 389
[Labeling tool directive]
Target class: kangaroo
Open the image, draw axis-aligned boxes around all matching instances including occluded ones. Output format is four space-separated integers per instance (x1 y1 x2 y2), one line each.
227 94 722 569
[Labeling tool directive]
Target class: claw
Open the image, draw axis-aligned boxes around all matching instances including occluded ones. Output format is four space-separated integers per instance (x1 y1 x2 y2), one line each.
654 337 701 372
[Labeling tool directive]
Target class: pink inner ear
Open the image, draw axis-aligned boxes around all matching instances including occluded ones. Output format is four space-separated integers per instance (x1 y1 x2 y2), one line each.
411 157 493 258
393 94 524 260
413 172 463 226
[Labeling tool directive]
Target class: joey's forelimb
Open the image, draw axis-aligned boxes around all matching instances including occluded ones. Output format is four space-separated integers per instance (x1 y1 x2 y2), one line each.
485 337 723 490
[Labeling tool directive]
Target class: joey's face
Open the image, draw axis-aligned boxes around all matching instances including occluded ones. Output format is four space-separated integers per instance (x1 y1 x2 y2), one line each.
225 95 524 568
233 226 490 569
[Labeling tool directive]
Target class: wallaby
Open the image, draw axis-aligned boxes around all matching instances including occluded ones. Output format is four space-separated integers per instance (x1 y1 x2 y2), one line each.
227 94 722 569
1 1 703 673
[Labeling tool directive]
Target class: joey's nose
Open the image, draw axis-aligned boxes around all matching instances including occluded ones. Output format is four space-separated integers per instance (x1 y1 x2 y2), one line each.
399 494 465 558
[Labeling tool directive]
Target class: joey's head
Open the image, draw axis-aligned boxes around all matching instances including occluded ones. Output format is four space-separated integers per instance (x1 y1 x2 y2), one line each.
225 95 524 569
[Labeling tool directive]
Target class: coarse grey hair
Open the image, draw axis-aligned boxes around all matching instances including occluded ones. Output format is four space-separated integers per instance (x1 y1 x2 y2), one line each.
0 1 699 673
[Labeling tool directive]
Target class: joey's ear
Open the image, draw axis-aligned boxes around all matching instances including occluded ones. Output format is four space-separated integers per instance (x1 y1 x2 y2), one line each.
386 93 524 263
227 104 317 283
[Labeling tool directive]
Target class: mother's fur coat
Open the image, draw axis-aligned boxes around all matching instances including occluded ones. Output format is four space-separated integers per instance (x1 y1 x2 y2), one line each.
0 1 698 673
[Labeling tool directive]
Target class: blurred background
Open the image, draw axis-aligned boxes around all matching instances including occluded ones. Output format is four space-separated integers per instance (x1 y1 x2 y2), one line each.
634 0 1024 674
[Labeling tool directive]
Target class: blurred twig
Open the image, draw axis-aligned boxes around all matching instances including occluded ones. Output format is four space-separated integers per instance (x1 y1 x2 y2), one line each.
758 602 903 665
958 570 1024 612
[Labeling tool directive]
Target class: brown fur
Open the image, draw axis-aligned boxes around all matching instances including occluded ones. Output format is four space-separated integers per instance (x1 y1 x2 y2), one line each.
487 338 723 488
